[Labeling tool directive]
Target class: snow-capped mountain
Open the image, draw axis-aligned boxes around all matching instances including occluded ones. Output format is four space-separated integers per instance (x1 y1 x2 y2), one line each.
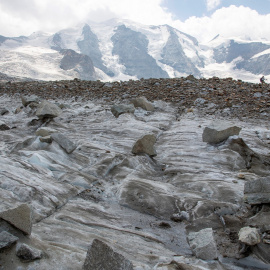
0 19 270 82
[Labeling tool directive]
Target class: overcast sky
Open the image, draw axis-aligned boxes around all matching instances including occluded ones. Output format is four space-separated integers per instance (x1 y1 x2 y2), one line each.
0 0 270 42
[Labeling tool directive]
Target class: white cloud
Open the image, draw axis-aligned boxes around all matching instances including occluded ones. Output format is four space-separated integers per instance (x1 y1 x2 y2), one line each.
0 0 269 47
206 0 221 11
0 0 173 36
174 5 270 43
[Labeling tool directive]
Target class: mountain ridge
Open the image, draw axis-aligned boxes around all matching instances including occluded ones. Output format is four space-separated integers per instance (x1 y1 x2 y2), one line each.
0 19 269 83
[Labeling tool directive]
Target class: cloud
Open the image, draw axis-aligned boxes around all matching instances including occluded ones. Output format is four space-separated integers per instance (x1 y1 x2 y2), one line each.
0 0 173 36
0 0 269 47
206 0 221 11
175 5 270 43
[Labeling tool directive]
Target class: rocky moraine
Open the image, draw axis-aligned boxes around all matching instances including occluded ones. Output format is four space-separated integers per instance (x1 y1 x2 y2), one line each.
0 76 270 270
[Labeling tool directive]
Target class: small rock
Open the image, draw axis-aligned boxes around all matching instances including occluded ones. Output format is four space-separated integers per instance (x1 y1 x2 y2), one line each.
0 231 19 250
244 177 270 204
170 211 189 222
16 243 42 261
36 100 62 119
0 108 9 115
0 120 10 130
132 134 157 157
36 127 57 137
194 98 206 106
51 133 77 154
15 107 23 114
0 204 32 235
188 228 218 260
238 227 260 246
83 239 134 270
39 135 52 143
130 97 154 111
21 95 40 107
111 104 135 118
202 121 241 144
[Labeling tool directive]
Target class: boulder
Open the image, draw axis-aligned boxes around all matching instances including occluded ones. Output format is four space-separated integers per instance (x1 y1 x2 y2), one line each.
36 100 62 119
238 227 260 246
111 104 135 118
51 133 77 154
187 228 218 260
83 239 134 270
130 97 154 111
244 177 270 204
0 231 19 250
118 178 179 219
132 134 157 157
202 122 241 144
0 204 32 235
36 127 57 137
0 120 10 130
16 243 42 261
21 95 40 107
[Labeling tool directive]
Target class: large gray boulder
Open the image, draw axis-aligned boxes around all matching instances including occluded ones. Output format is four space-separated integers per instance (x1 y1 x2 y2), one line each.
132 134 157 157
83 239 134 270
36 100 62 119
202 122 241 144
111 104 135 118
0 204 32 235
51 133 77 154
16 243 42 261
187 228 218 260
238 227 260 246
244 177 270 204
0 231 19 250
130 97 154 111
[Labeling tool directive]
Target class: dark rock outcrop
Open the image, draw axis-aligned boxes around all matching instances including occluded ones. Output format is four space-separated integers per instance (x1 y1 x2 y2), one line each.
77 24 114 77
60 49 96 80
111 25 168 79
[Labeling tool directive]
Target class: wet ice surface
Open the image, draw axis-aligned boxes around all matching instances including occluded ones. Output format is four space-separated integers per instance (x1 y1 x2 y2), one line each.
0 95 270 269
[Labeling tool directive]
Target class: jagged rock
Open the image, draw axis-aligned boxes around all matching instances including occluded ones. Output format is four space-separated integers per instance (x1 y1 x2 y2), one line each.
36 100 62 119
36 127 57 137
244 177 270 204
130 97 154 111
0 120 10 130
51 133 77 154
238 227 260 245
202 121 241 144
16 243 42 261
187 228 218 260
21 95 40 107
83 239 134 270
132 134 157 156
39 135 52 143
0 204 32 235
111 104 135 118
0 231 19 250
